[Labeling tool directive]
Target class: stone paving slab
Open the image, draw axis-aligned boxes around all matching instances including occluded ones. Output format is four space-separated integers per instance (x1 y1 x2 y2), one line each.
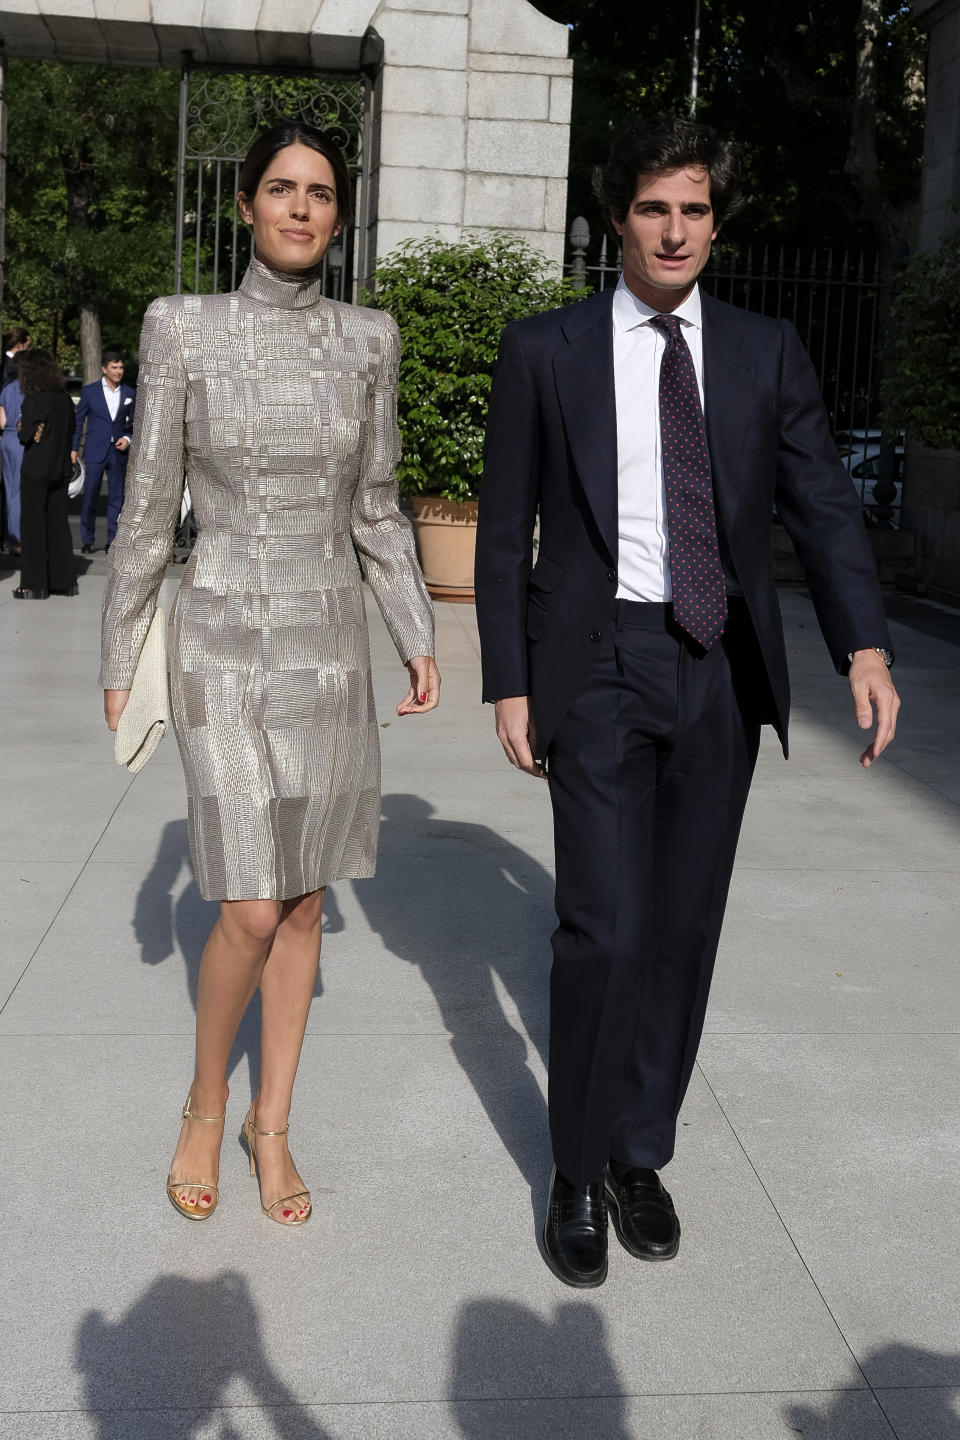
1 570 959 1438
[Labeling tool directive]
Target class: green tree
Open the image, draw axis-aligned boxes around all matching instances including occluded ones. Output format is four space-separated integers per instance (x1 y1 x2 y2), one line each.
536 0 925 257
4 60 179 378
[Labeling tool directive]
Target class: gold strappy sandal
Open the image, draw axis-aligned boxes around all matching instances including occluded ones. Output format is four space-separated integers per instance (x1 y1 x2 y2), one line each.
240 1110 312 1225
166 1094 224 1221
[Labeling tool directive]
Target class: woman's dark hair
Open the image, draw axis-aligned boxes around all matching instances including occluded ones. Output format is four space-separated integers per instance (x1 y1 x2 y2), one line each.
3 326 30 351
17 349 66 394
237 121 353 229
595 114 743 228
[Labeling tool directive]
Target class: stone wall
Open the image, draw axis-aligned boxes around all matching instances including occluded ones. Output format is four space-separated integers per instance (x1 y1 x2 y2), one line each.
906 0 960 596
0 0 572 266
913 0 960 250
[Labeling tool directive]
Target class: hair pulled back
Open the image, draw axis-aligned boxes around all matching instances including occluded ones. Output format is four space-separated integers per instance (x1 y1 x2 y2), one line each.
238 121 353 230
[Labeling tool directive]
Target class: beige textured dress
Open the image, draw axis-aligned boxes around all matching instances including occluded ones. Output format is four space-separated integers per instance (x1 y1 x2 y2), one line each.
101 258 435 901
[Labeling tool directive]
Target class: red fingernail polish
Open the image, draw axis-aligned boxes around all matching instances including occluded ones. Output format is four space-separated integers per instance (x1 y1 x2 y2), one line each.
419 692 426 702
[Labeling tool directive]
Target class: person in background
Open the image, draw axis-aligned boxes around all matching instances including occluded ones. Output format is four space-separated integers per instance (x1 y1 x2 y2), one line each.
0 327 31 554
72 350 135 554
0 326 30 390
14 349 77 599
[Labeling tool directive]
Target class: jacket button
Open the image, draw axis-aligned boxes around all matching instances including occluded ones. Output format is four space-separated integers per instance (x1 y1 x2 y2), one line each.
607 570 616 582
589 629 601 643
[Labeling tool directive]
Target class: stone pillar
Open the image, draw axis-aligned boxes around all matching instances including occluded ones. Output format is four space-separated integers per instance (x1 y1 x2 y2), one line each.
913 0 960 251
373 0 572 264
905 0 960 597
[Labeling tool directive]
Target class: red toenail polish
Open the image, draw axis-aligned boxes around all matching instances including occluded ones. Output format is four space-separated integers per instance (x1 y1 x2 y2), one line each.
202 1195 211 1203
283 1209 293 1217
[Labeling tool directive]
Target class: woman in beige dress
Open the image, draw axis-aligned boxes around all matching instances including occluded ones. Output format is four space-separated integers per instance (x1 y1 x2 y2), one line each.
101 123 439 1225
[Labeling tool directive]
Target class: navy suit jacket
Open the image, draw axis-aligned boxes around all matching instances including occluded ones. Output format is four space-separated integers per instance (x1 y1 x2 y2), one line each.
73 380 136 468
474 285 892 758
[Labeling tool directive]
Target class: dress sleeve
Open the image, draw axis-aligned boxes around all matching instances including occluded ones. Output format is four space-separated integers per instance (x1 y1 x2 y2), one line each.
350 312 435 664
100 297 186 689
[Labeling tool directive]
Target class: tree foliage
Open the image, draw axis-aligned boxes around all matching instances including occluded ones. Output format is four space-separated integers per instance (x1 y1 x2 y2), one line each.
4 59 179 376
882 231 960 452
364 235 579 503
535 0 925 253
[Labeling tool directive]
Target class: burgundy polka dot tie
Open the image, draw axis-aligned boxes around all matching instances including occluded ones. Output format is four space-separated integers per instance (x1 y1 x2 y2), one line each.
651 313 727 650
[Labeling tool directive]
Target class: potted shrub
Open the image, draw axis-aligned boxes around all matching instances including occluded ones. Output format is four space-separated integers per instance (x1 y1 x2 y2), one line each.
366 232 578 600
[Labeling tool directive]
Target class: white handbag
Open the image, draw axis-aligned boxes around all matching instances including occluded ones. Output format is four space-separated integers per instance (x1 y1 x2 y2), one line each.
114 607 169 773
68 459 85 500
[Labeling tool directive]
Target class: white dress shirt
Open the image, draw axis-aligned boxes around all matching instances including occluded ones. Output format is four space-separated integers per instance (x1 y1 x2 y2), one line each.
612 276 706 602
101 375 121 421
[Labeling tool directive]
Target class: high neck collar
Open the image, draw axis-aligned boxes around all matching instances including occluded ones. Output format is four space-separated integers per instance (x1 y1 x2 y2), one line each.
239 255 327 311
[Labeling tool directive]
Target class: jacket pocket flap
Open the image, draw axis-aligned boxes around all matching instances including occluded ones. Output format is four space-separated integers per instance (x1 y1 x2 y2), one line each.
528 554 564 593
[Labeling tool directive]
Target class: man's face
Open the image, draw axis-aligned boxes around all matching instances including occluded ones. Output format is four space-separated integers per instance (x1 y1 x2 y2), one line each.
103 360 124 385
611 166 718 309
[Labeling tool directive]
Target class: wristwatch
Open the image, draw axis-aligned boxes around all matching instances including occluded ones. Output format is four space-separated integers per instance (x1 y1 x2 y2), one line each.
847 647 894 667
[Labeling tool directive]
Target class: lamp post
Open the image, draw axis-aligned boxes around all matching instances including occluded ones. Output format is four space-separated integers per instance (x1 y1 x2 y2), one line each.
690 0 702 116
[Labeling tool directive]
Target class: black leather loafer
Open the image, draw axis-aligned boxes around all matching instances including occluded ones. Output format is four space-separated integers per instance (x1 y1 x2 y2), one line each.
80 543 94 554
604 1163 680 1261
542 1166 608 1288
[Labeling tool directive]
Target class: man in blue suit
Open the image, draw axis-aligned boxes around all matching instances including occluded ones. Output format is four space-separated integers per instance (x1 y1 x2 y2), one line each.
475 116 900 1287
72 350 135 553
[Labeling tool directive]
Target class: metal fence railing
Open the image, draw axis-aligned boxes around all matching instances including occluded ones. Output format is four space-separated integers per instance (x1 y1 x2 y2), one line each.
565 219 901 528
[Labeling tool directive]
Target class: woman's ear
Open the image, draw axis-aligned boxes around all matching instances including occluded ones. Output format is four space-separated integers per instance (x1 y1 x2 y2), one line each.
237 192 253 226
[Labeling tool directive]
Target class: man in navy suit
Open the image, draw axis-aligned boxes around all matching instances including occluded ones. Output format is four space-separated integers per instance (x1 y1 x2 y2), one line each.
72 350 135 553
475 116 900 1287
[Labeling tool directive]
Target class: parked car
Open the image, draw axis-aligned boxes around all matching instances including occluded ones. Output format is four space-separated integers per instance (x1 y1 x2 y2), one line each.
835 428 904 521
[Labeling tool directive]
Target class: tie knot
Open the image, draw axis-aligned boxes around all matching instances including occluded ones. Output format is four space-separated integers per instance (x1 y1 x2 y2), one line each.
651 313 683 343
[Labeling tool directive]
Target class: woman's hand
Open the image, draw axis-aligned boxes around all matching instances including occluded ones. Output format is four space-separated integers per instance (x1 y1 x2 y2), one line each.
104 689 131 732
396 656 441 716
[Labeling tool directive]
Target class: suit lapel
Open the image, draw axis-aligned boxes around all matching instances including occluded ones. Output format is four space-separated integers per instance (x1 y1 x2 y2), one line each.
700 291 758 531
552 289 618 565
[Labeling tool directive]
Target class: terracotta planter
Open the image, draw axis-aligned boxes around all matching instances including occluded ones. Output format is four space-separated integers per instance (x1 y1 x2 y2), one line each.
409 495 478 603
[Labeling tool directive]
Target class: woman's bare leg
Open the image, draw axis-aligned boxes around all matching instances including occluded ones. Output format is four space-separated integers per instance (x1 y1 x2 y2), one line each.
247 888 325 1223
168 898 281 1211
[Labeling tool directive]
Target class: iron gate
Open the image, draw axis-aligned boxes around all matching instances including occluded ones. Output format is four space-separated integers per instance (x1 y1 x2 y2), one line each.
174 59 377 303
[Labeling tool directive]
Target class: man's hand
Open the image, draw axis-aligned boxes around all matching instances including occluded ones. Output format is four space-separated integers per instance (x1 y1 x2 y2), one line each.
495 695 546 778
115 437 130 451
70 450 78 464
397 656 441 716
849 650 900 768
104 689 131 732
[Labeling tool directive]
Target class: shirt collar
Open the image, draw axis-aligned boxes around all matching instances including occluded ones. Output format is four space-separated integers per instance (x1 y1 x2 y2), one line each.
613 274 702 333
101 376 118 392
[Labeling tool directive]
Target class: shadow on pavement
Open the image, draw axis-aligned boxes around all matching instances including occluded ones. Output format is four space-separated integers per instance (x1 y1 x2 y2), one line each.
132 819 342 1098
784 1343 960 1438
352 793 555 1195
450 1298 630 1439
75 1270 331 1439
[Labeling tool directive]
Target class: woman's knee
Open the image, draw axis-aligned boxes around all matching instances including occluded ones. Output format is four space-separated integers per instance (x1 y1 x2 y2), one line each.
280 888 325 935
220 898 282 946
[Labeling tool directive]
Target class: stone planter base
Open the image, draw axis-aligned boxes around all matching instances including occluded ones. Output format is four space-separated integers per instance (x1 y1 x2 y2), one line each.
410 496 478 603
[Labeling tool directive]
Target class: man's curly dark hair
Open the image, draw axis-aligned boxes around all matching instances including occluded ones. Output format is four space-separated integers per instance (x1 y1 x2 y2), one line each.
595 114 744 228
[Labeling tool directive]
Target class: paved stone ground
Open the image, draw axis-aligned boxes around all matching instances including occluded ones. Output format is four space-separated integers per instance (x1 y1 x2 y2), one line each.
1 551 959 1440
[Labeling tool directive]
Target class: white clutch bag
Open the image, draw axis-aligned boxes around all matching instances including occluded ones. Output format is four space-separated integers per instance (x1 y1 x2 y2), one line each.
114 607 170 774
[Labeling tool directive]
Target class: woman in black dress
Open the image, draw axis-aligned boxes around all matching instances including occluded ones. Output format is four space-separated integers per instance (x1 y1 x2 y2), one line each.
14 349 77 599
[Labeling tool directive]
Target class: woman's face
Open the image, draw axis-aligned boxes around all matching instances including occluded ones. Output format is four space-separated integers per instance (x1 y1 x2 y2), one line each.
238 143 342 273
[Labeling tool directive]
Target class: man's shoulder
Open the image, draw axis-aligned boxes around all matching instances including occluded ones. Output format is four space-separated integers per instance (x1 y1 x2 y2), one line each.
700 289 784 341
506 289 612 346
